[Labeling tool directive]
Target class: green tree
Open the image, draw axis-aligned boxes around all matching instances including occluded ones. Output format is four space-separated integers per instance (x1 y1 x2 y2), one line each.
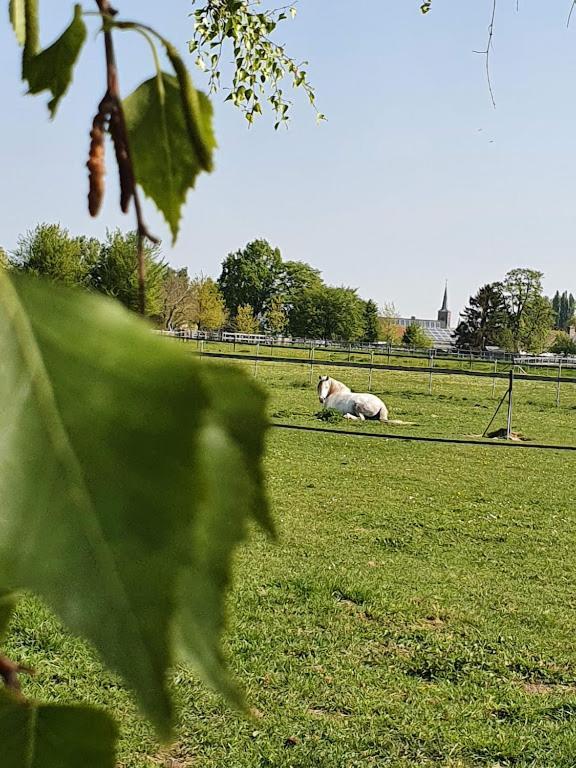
552 290 575 331
234 304 260 333
402 322 432 349
90 230 167 317
190 276 227 330
378 302 402 345
454 283 509 350
549 331 576 355
10 223 99 287
265 295 288 335
517 294 554 353
502 268 553 352
289 285 364 341
160 267 195 330
280 260 324 300
218 239 283 319
363 299 380 342
0 247 9 270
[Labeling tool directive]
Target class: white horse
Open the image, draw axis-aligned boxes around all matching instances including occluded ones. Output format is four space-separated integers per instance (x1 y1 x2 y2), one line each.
317 375 390 421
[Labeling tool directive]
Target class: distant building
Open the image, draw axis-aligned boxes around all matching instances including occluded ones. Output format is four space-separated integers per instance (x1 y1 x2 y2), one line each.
396 283 452 330
393 283 454 350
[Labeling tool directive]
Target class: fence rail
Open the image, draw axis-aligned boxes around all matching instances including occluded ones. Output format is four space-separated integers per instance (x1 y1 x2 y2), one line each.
196 349 576 386
157 330 576 370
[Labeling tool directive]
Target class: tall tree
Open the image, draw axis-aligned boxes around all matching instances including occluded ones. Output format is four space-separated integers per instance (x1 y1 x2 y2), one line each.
218 239 283 319
402 322 432 349
234 304 260 334
502 268 552 352
265 295 288 335
10 223 99 287
160 267 195 330
454 283 509 350
289 285 365 341
552 291 561 328
553 290 576 330
280 260 323 302
190 276 227 330
363 300 380 343
517 294 554 353
90 230 167 317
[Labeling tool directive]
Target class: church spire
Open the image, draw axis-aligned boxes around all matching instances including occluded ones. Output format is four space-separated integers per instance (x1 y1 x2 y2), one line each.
437 281 451 329
441 281 448 312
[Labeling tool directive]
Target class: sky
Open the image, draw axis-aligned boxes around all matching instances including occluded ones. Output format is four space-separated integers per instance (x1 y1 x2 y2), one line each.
2 1 576 322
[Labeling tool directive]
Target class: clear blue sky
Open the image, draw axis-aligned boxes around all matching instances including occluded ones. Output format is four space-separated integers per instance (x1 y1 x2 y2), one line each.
2 1 576 322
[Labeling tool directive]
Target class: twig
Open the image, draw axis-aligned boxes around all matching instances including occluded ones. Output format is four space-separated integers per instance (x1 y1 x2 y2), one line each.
0 654 33 695
568 0 576 27
94 0 159 315
473 0 497 108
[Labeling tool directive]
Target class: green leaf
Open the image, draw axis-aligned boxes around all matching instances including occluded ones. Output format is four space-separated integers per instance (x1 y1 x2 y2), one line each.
0 271 269 736
23 4 87 117
9 0 26 46
176 366 272 701
124 72 216 242
0 691 117 768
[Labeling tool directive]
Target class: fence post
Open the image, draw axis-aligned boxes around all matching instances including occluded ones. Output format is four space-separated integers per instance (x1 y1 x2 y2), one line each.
308 343 315 384
506 370 514 439
492 359 497 397
428 350 434 394
253 342 259 377
556 361 562 407
368 350 374 391
388 343 391 364
348 343 352 362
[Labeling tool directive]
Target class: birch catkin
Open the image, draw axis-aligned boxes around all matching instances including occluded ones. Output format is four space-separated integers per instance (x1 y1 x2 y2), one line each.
87 110 107 217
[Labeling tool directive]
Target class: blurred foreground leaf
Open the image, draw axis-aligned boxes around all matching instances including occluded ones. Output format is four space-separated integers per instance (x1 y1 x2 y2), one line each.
22 4 87 117
0 691 117 768
0 272 269 744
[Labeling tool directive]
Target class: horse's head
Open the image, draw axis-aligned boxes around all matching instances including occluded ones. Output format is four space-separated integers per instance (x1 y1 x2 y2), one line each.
317 375 331 404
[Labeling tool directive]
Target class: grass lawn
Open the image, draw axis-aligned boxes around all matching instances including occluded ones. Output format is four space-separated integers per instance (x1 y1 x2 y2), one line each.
5 358 576 766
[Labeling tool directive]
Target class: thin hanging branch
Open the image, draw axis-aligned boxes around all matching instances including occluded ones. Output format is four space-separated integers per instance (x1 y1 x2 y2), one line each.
0 655 32 695
473 0 497 108
93 0 159 315
568 0 576 27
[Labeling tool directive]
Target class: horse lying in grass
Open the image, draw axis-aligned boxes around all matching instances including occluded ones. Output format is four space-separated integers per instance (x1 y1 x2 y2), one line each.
317 375 409 424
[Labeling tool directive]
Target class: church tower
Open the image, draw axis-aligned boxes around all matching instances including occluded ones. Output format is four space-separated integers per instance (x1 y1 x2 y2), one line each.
437 282 451 328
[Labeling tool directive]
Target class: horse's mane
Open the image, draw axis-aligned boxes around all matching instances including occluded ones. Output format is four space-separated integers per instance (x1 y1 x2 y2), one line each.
328 377 351 396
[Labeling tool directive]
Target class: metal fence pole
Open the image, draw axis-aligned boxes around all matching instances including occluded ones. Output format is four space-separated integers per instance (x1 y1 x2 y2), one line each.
369 350 374 391
428 351 434 394
492 359 497 397
308 343 315 384
556 361 562 407
506 370 514 439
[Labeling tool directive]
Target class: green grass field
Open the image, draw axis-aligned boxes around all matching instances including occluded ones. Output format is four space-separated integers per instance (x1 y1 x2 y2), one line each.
6 358 576 767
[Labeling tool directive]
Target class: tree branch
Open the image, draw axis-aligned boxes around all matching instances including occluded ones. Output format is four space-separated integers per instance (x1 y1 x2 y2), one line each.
0 654 32 695
473 0 497 108
93 0 159 315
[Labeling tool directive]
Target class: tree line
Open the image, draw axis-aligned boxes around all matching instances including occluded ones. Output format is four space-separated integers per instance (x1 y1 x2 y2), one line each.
4 226 574 352
2 227 384 342
455 269 576 354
